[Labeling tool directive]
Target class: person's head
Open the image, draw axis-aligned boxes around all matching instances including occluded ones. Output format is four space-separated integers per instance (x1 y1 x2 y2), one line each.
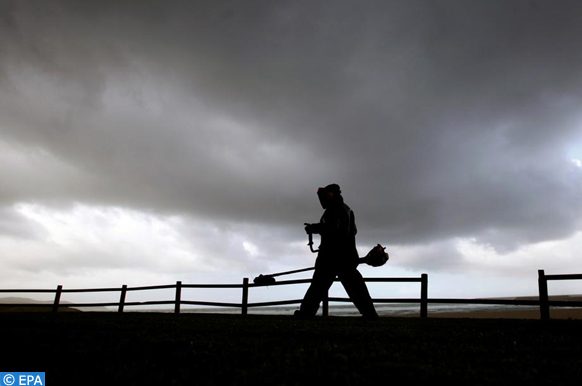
317 184 343 209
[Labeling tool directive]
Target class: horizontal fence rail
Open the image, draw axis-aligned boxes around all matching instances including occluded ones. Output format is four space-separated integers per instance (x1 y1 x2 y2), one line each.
245 274 429 317
538 269 582 320
1 270 581 319
0 275 429 317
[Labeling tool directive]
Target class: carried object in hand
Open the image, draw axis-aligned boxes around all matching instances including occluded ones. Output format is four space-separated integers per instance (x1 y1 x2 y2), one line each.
306 229 319 253
253 242 389 285
360 244 389 267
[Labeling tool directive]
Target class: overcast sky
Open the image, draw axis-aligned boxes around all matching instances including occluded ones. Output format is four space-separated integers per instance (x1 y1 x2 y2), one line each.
1 1 582 304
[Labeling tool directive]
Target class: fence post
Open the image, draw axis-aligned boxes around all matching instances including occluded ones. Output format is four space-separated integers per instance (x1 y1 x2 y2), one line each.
322 289 329 317
118 284 127 313
420 273 428 319
242 278 249 315
52 285 62 313
538 270 549 320
175 281 182 314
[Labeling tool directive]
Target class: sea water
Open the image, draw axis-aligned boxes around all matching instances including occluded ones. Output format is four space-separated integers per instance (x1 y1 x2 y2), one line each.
174 302 539 317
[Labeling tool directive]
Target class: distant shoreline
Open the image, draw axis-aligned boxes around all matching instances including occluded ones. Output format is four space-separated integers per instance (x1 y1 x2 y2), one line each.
3 305 580 320
428 307 582 319
3 295 582 319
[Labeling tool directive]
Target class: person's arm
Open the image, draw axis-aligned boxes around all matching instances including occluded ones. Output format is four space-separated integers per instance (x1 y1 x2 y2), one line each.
307 207 351 236
304 222 321 234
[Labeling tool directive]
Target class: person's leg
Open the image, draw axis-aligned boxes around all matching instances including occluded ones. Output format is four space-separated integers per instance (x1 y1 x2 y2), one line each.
339 268 378 318
297 268 336 317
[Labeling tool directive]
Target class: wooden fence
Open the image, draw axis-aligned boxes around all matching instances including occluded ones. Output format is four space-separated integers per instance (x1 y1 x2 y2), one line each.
243 274 429 317
538 269 582 320
2 270 581 319
0 274 429 317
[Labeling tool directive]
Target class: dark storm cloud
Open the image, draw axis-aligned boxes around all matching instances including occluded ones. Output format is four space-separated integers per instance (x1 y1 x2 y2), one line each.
1 0 582 256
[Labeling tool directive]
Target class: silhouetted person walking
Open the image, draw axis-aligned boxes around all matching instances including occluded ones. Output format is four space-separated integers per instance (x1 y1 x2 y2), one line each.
295 184 378 319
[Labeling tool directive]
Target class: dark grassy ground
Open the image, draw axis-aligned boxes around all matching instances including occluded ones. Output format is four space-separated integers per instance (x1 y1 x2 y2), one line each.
2 313 582 385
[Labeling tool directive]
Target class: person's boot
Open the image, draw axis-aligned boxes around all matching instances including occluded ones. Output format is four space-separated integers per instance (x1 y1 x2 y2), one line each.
293 310 315 320
361 308 379 320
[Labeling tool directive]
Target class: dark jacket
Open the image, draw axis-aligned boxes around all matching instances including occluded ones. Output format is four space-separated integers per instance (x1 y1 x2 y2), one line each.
310 202 359 269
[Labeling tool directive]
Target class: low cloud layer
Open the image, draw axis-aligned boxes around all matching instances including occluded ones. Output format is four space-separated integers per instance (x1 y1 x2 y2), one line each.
1 1 582 292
